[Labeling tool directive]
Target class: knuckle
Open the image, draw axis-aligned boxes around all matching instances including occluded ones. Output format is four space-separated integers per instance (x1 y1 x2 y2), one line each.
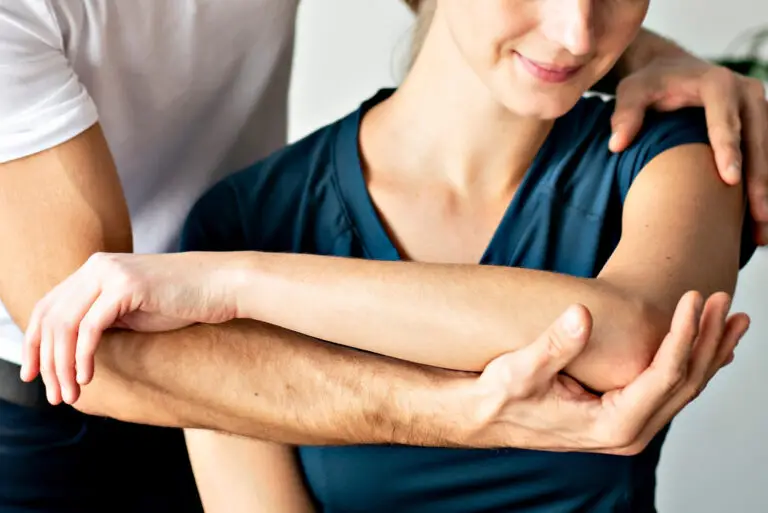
685 381 704 401
111 267 137 290
56 319 77 335
46 309 73 333
508 373 536 398
546 334 567 360
746 78 766 98
663 366 687 389
615 79 648 104
24 332 42 350
87 251 109 268
89 252 128 278
711 131 741 151
78 318 96 336
39 315 54 334
39 357 53 375
709 66 737 87
615 78 635 95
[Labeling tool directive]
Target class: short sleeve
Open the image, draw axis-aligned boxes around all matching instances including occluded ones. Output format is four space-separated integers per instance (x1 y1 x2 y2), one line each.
616 107 710 196
617 107 756 269
179 178 248 253
0 1 98 163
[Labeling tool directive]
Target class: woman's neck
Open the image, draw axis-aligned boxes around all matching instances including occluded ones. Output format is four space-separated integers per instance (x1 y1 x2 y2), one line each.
361 16 554 198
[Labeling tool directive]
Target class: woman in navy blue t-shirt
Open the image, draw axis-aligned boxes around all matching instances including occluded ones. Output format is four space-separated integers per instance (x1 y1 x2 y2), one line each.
171 1 755 511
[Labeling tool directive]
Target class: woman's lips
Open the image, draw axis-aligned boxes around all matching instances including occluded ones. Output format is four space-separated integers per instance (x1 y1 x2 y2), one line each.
515 52 583 83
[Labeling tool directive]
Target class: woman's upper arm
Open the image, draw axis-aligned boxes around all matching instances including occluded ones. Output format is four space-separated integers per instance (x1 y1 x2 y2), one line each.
598 142 748 321
185 429 315 513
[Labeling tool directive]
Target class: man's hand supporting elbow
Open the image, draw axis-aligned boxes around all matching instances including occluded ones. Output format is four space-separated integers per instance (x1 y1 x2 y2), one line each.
72 296 747 457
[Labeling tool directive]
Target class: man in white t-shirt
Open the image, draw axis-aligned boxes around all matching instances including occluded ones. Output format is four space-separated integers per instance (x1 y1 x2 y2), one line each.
0 1 767 512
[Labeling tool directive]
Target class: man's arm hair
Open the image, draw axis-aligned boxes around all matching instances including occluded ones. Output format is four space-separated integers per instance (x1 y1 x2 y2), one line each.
76 319 469 447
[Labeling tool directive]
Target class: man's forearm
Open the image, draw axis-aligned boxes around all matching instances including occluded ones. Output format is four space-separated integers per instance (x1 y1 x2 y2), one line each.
76 319 474 446
592 28 690 94
618 28 689 77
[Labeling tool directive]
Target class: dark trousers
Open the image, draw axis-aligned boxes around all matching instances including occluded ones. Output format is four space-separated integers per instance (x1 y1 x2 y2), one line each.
0 358 203 513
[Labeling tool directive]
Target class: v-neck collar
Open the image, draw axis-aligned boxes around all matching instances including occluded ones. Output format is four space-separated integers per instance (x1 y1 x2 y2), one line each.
332 88 562 264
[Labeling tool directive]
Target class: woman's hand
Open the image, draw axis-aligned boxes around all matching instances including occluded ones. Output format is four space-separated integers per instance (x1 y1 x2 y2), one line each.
21 251 244 404
609 54 768 245
459 291 749 454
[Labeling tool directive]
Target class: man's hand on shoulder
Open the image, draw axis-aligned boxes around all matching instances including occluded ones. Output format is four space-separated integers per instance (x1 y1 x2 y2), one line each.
609 29 768 245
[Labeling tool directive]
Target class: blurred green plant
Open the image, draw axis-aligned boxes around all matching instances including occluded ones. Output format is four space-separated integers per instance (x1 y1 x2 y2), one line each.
715 25 768 81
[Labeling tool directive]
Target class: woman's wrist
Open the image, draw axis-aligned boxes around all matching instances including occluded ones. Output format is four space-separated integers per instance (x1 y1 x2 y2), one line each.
207 251 275 322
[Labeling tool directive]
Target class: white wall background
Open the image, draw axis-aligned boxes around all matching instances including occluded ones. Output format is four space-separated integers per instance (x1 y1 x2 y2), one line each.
289 2 767 512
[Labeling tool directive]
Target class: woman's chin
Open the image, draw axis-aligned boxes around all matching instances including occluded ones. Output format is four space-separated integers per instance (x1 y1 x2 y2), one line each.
500 93 583 120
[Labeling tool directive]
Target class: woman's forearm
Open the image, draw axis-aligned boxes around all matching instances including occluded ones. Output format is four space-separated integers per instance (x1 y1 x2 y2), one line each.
230 253 666 392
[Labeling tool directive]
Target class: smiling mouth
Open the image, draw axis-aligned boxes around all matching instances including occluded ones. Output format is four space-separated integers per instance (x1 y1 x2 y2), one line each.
514 52 584 83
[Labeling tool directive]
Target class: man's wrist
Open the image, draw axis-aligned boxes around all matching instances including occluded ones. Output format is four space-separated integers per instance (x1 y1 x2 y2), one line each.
617 28 689 79
382 367 493 448
592 29 691 95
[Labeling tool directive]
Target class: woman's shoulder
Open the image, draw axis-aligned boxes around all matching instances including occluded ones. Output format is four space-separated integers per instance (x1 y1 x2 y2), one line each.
558 94 709 158
533 95 711 222
556 95 709 192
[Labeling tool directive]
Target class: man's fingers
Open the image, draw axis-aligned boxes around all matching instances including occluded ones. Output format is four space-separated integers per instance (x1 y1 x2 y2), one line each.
701 75 743 185
740 84 768 233
625 307 749 455
610 79 653 153
608 291 703 429
687 293 731 384
524 304 592 383
710 313 750 378
650 291 703 382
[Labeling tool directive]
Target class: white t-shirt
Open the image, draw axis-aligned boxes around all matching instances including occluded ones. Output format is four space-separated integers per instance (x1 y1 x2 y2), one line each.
0 0 299 364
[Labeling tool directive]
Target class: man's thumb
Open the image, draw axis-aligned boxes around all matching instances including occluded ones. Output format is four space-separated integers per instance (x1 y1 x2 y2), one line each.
529 305 592 379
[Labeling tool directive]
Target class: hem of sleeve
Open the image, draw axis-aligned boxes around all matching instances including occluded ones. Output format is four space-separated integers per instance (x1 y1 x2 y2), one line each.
0 97 99 164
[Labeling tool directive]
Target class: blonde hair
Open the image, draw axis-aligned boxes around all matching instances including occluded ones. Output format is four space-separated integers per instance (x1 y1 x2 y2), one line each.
404 0 436 67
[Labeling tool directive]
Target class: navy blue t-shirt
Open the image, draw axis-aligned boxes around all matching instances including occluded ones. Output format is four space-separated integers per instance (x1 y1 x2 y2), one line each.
180 90 756 513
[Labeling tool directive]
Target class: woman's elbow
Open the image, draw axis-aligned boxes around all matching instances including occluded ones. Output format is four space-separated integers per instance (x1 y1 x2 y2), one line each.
577 300 670 392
